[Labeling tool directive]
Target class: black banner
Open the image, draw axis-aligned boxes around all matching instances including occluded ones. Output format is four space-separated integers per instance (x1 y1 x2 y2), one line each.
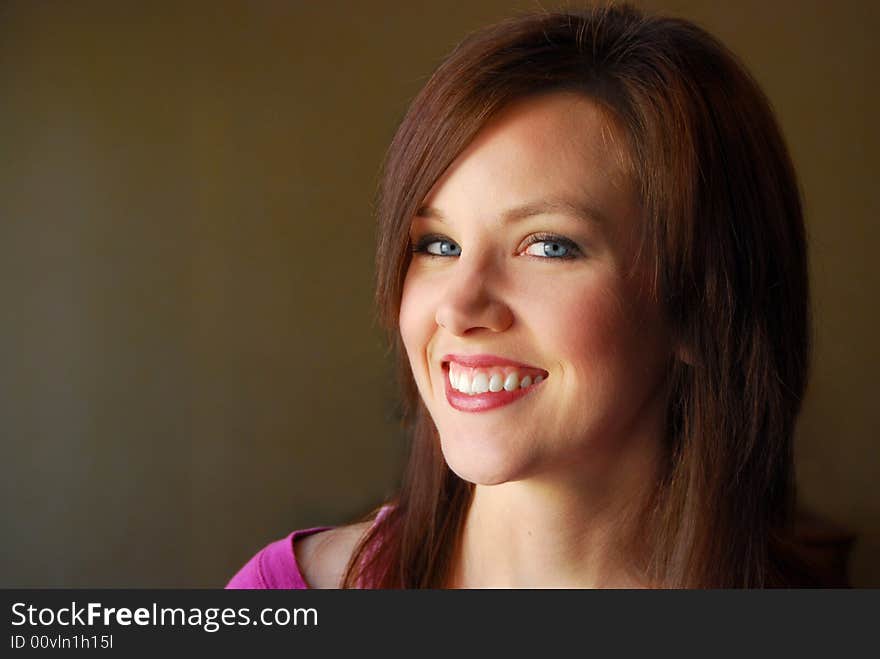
2 589 875 654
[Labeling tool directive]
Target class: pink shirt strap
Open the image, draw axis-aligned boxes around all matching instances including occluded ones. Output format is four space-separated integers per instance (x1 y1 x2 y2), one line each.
226 526 332 589
225 505 392 589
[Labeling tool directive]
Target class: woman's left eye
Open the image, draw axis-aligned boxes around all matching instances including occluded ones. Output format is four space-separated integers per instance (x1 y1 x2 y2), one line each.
522 234 581 259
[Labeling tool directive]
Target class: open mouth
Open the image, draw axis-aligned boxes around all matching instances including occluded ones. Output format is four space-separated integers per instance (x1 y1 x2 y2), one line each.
442 361 548 395
441 361 548 413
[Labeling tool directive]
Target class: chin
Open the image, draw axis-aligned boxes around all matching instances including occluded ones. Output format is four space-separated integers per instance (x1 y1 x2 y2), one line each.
439 432 531 486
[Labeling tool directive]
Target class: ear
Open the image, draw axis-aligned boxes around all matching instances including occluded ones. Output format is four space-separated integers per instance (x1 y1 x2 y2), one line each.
675 343 695 366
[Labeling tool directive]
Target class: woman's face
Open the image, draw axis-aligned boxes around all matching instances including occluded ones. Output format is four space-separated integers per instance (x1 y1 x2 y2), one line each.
399 92 673 486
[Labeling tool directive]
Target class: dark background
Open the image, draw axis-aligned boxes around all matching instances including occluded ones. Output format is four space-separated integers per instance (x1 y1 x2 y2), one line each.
2 0 877 587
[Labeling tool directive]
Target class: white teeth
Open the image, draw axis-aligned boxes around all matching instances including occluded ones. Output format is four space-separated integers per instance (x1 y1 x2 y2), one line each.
447 364 545 395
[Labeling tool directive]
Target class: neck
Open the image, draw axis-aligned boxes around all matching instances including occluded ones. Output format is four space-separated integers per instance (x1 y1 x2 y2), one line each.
447 440 661 589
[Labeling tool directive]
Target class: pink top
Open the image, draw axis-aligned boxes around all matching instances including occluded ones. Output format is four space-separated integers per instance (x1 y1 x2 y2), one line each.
225 526 331 589
225 507 390 589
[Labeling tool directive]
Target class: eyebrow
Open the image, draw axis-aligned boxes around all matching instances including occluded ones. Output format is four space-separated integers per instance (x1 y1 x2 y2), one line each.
415 197 607 227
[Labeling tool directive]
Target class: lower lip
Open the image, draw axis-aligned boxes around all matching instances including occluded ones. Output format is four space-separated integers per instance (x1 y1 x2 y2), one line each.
443 365 545 413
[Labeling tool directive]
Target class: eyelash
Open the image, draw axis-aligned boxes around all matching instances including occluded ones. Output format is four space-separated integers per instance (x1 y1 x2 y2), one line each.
410 232 583 260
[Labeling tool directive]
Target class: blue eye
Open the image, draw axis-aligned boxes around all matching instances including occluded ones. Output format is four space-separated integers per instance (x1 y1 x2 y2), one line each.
523 234 581 259
411 233 580 260
412 235 461 257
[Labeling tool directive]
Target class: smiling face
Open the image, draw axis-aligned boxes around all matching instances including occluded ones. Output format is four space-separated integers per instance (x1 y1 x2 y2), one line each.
398 92 674 486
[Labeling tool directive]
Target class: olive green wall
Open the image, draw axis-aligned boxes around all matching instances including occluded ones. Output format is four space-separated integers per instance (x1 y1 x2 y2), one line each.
1 1 876 586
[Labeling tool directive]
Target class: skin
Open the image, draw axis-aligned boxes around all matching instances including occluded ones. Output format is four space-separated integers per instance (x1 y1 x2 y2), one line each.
397 92 675 588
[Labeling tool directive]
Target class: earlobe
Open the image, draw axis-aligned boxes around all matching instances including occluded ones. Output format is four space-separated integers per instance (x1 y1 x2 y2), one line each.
675 344 696 366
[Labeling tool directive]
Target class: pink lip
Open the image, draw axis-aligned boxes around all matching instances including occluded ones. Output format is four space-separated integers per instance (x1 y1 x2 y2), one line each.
440 358 547 413
441 353 545 371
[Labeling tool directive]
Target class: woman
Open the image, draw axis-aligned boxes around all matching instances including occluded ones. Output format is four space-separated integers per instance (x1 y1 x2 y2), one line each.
228 4 814 589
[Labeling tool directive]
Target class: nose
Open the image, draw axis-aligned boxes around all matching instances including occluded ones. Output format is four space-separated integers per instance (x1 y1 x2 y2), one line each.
434 257 514 336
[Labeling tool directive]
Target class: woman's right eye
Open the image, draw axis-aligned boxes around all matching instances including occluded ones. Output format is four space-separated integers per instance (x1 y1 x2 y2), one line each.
412 235 462 257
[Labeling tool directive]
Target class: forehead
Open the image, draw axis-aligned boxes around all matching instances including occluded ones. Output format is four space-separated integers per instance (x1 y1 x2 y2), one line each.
421 91 635 223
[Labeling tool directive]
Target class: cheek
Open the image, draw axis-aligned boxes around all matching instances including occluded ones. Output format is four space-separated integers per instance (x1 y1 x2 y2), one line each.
398 273 435 374
556 281 671 400
544 278 632 367
398 279 418 357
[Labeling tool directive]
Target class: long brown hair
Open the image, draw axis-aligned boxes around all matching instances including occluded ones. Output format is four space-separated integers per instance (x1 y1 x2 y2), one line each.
343 4 811 588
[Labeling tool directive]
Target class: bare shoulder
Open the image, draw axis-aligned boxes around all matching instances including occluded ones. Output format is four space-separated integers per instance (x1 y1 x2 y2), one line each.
294 520 373 589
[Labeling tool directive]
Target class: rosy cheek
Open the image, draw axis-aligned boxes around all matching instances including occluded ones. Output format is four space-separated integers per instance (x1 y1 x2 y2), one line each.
555 280 626 346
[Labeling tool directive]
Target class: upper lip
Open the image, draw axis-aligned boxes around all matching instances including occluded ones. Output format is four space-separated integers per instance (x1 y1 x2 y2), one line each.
441 353 543 370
